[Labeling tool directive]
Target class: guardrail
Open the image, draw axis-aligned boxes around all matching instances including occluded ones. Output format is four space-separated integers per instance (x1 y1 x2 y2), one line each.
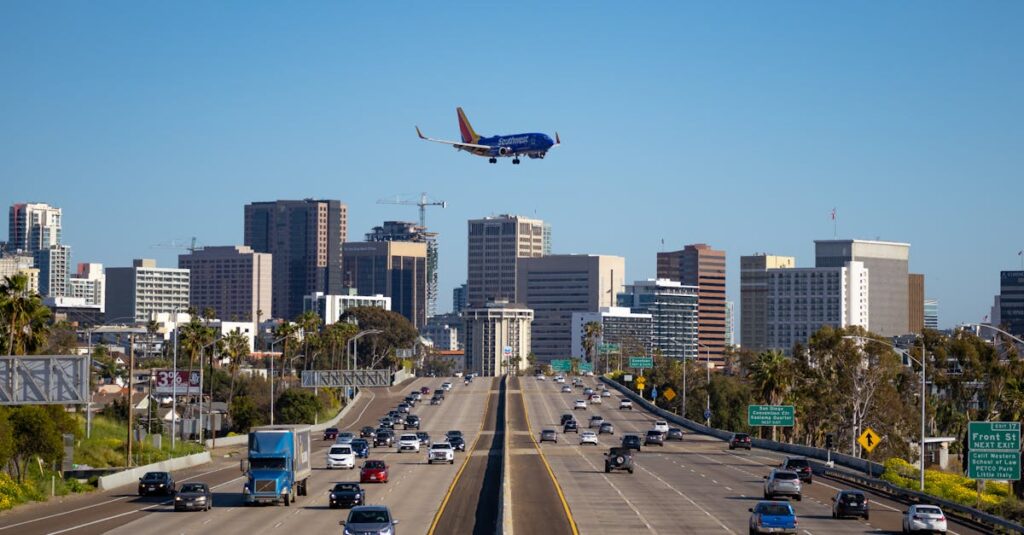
601 376 1024 534
97 452 212 490
499 374 512 535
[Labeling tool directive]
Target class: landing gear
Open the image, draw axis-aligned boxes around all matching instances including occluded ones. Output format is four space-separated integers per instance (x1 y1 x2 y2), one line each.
512 158 520 165
489 158 497 164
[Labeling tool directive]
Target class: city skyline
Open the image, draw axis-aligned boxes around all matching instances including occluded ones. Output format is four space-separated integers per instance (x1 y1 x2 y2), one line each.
4 3 1023 329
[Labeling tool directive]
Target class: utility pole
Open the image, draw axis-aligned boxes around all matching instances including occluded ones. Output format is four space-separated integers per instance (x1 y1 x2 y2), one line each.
126 333 135 467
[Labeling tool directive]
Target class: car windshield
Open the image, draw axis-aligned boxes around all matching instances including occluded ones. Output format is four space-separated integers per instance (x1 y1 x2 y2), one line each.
757 503 792 515
334 483 359 492
917 506 942 515
249 458 286 470
735 434 749 440
352 439 368 447
774 472 799 480
786 459 809 467
401 435 417 441
330 446 351 454
432 443 451 449
142 472 166 481
326 428 338 433
179 483 206 493
447 431 463 437
364 461 386 469
349 509 391 524
842 492 865 503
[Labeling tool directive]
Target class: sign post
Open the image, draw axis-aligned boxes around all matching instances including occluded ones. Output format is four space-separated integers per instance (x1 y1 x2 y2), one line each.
968 421 1021 481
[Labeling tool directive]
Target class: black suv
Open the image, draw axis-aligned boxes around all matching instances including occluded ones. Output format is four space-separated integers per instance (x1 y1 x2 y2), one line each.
832 489 869 519
621 434 642 452
729 432 752 450
560 413 574 426
138 471 175 496
604 447 634 474
563 419 579 433
374 429 394 447
780 457 813 484
404 415 421 430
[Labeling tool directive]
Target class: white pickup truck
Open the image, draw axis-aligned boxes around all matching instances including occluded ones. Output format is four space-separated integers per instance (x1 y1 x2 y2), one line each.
428 442 455 464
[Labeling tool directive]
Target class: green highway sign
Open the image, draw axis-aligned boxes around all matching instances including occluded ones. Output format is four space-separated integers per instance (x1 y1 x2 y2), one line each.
579 362 593 373
969 422 1021 452
968 451 1021 481
550 359 571 372
968 421 1021 481
747 405 795 427
629 356 653 369
599 343 619 351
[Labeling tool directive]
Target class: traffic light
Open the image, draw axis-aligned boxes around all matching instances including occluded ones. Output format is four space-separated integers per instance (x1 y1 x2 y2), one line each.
825 433 835 450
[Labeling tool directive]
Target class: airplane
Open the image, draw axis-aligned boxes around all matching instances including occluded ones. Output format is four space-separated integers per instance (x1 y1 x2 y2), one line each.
416 107 560 164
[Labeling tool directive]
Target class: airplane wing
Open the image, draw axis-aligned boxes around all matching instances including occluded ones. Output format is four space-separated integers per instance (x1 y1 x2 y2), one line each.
415 126 492 150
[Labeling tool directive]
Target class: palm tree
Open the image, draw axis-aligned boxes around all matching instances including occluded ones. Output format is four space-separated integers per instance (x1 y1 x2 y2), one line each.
582 321 603 368
179 317 215 405
748 350 794 440
222 329 250 411
0 274 51 355
296 311 321 371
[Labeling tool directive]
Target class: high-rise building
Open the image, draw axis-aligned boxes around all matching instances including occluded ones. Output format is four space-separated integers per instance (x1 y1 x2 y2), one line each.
725 301 735 347
767 261 869 352
815 240 909 336
421 312 462 351
740 254 796 352
924 299 939 330
8 203 61 254
0 254 39 294
303 290 391 325
570 307 653 361
516 254 625 362
452 284 468 313
366 221 440 318
35 244 71 298
908 273 925 334
618 279 699 360
463 300 533 377
68 263 105 312
1000 271 1024 338
466 214 546 307
244 199 347 321
178 246 272 323
342 240 428 328
105 259 190 323
658 244 727 364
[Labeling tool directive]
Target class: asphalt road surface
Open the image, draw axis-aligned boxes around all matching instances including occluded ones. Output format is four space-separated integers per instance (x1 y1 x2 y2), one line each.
520 375 988 535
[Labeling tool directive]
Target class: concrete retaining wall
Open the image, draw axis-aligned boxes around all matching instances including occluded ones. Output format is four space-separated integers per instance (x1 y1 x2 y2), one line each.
97 451 212 490
203 390 364 449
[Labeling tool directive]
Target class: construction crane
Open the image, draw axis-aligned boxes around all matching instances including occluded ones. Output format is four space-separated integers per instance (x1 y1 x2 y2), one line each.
376 192 447 228
151 236 202 254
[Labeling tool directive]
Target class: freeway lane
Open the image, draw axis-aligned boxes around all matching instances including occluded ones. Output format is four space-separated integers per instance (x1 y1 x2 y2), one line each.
103 377 492 535
521 376 987 535
430 376 502 535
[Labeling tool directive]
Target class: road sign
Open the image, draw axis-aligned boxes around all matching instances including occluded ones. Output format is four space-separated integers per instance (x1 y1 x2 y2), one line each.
651 386 657 400
550 359 571 372
968 421 1021 481
624 374 633 382
579 362 593 373
634 376 646 389
0 356 90 405
599 343 619 351
503 346 513 356
704 409 711 421
629 356 653 369
969 421 1021 452
969 451 1021 480
153 369 202 395
747 405 795 427
662 387 676 401
857 428 881 453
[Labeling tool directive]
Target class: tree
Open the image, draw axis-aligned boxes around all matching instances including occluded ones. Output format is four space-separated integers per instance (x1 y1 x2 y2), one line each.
43 321 78 354
275 389 321 424
296 311 322 371
0 274 51 355
178 316 215 405
339 307 418 369
0 408 14 476
230 395 264 432
222 329 250 410
582 321 602 366
9 406 62 481
747 350 793 440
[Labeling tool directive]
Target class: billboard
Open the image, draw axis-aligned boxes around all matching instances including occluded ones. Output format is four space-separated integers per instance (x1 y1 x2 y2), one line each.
153 369 202 395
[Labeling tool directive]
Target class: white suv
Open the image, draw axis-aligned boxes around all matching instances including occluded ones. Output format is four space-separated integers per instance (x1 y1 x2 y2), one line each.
428 442 455 464
326 444 355 469
619 399 633 410
397 433 421 453
653 421 669 434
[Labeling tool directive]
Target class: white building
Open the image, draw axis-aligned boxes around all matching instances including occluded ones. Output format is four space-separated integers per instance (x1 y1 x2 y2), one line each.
303 291 391 325
570 307 653 360
421 312 461 351
463 300 533 377
35 244 71 298
105 259 190 323
0 255 39 294
69 262 105 312
767 261 869 352
8 202 61 254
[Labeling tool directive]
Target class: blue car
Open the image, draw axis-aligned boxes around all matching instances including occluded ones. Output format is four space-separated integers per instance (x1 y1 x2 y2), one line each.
749 500 797 534
349 439 370 458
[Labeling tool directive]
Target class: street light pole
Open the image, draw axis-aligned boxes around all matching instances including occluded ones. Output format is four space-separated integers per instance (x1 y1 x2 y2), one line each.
698 342 712 426
269 335 289 426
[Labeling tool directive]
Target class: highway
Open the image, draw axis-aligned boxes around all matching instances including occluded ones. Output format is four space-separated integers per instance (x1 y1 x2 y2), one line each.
520 375 988 535
0 377 493 535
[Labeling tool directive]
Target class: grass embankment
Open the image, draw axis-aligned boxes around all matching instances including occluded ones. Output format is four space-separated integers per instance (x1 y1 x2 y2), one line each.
73 414 204 469
0 460 93 511
882 458 1024 521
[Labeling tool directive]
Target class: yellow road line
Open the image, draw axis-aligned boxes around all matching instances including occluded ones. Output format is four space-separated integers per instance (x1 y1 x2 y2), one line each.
426 378 496 535
517 376 580 535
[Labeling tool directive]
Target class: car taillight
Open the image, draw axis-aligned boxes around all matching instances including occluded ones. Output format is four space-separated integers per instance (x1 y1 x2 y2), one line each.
938 516 945 521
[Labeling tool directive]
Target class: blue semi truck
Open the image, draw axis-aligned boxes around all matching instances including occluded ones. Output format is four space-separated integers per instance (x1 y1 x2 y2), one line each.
240 424 312 506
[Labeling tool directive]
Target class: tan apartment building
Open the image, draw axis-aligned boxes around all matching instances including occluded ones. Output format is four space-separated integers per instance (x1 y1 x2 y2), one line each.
466 214 547 307
178 245 272 323
740 254 796 351
463 300 533 377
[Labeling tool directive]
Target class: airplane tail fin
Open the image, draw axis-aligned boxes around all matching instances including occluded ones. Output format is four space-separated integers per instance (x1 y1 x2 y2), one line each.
457 107 480 144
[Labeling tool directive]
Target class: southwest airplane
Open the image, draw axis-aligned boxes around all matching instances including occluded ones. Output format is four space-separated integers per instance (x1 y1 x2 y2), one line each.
416 107 560 164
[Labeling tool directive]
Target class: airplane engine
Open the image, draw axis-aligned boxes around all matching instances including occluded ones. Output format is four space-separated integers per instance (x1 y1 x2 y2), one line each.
497 146 513 156
528 153 545 159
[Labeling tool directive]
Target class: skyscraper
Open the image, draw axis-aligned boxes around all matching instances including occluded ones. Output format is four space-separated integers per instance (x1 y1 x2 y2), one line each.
463 299 533 377
365 221 439 318
466 214 546 307
342 240 428 328
740 254 796 351
244 199 347 320
35 244 71 298
767 261 869 352
815 239 910 336
8 203 61 254
924 299 939 330
516 254 625 362
452 284 468 314
618 279 699 360
908 273 925 334
178 245 272 323
658 244 727 365
105 259 190 323
1000 271 1024 338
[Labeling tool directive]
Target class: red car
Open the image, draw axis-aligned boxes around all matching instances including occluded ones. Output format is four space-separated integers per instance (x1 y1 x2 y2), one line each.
359 460 389 484
323 427 339 441
420 386 431 395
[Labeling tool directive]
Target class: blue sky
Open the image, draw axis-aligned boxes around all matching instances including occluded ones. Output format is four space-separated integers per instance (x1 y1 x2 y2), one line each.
2 2 1022 328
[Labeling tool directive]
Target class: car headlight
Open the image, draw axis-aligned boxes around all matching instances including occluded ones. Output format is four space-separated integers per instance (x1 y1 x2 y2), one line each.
175 496 182 501
196 497 206 502
343 529 353 535
281 487 289 495
158 484 165 487
381 527 392 535
242 485 250 494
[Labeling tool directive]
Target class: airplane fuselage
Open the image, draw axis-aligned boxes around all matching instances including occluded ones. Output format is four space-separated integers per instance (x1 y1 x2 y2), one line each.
465 133 555 159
